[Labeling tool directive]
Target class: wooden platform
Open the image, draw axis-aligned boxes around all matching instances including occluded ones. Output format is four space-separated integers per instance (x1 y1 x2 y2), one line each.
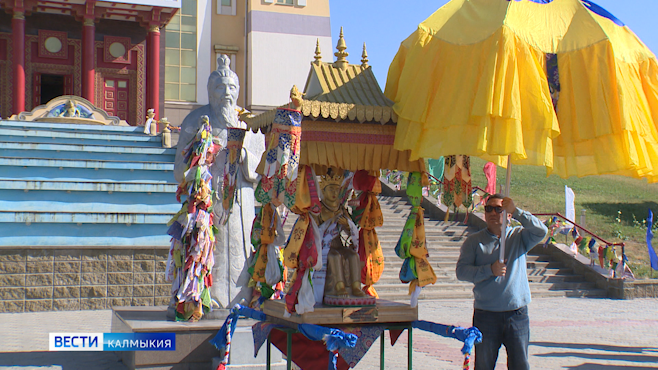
263 299 418 325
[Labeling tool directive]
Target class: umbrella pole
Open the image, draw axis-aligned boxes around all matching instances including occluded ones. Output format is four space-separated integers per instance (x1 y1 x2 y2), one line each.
499 156 512 263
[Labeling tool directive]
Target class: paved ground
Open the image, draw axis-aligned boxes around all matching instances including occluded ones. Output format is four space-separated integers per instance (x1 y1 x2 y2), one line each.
0 297 657 369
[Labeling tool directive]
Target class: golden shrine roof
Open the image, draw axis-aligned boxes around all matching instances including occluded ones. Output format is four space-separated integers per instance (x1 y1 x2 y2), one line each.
245 29 397 131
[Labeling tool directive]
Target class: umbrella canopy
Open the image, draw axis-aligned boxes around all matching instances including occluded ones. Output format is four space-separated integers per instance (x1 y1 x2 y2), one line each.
385 0 658 182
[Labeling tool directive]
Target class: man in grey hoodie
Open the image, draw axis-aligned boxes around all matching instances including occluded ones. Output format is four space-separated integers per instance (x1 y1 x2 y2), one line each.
457 194 548 370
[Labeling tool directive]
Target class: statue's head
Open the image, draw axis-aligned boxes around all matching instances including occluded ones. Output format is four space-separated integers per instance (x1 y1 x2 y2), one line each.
319 168 345 206
208 55 239 110
146 108 155 118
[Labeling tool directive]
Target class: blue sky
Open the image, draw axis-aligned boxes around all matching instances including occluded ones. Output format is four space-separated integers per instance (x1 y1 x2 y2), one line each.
329 0 658 88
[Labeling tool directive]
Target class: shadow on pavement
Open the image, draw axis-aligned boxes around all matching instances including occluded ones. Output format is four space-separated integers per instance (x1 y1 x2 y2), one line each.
567 364 658 370
0 352 127 370
533 351 658 363
531 341 658 354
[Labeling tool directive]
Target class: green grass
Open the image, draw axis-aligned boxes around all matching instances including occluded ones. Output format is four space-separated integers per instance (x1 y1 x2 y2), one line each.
468 157 658 279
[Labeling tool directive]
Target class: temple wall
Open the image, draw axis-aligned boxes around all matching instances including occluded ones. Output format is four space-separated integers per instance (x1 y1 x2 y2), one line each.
247 10 332 109
0 248 170 312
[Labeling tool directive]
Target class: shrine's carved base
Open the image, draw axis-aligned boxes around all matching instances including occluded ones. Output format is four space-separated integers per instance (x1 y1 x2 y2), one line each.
263 299 418 325
323 295 376 307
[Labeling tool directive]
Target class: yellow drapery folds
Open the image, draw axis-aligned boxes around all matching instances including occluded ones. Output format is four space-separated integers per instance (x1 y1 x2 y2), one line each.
386 0 658 182
352 170 384 298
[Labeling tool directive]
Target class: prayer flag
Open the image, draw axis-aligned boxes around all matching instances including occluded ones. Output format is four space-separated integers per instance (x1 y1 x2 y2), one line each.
565 185 575 227
646 210 658 270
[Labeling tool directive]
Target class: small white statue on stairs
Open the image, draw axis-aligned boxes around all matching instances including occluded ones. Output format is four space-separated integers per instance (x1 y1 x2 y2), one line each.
143 108 156 135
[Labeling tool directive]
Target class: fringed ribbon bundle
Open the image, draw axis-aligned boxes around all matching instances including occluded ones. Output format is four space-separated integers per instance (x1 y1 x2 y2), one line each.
395 172 436 307
255 108 303 209
249 108 305 308
351 170 384 298
282 165 322 315
248 203 285 304
442 155 473 221
217 127 247 225
166 116 221 321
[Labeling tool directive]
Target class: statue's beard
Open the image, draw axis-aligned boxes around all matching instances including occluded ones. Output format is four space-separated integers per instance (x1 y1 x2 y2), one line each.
210 97 237 127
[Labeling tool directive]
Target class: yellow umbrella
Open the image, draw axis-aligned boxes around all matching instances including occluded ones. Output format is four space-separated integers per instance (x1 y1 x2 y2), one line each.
385 0 658 259
386 0 658 182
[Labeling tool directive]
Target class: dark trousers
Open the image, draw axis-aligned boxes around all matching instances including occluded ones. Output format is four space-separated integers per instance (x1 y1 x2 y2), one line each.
473 305 530 370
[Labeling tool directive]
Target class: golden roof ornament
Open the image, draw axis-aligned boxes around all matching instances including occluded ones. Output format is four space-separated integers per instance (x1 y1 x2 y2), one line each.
313 39 322 66
333 27 349 70
361 42 369 68
290 85 304 109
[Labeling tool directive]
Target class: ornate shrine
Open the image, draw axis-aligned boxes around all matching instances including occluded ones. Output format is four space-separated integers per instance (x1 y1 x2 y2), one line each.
244 29 435 320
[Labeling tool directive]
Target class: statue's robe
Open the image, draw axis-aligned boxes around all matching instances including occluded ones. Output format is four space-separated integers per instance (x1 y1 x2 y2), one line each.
174 105 265 308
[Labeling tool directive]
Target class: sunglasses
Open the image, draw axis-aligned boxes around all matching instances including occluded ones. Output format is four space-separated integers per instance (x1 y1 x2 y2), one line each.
484 205 504 214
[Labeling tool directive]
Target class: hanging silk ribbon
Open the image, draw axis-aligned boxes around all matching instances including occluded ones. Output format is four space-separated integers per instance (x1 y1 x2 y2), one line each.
395 172 436 307
352 170 384 298
256 108 303 208
442 155 473 209
283 165 321 314
251 203 276 283
218 127 247 225
166 116 219 322
263 108 302 181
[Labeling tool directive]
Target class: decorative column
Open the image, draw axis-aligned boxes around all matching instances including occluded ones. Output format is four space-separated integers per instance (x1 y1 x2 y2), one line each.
12 11 25 115
82 18 95 104
147 25 160 119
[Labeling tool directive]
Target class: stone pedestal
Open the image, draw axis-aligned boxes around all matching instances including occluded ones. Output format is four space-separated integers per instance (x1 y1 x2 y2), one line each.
112 306 285 369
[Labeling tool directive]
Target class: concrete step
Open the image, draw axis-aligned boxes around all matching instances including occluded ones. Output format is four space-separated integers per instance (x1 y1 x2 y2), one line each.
1 141 175 155
0 120 144 133
1 149 175 163
0 223 170 247
0 166 176 183
0 157 174 171
0 178 177 193
376 287 608 301
0 211 173 224
0 134 163 147
372 281 599 294
0 127 160 143
382 256 460 264
0 189 180 214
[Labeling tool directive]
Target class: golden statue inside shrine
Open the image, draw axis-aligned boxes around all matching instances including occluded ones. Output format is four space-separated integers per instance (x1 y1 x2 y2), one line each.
59 100 80 118
314 168 374 306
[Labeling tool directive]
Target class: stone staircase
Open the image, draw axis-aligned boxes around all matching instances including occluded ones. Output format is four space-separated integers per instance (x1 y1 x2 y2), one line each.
0 119 179 312
284 193 607 301
0 120 179 248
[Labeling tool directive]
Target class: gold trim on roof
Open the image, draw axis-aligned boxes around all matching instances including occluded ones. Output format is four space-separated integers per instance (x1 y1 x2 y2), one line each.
244 99 398 132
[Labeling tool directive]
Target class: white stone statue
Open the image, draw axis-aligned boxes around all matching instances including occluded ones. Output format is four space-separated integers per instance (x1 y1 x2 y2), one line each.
143 108 156 135
174 55 265 309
